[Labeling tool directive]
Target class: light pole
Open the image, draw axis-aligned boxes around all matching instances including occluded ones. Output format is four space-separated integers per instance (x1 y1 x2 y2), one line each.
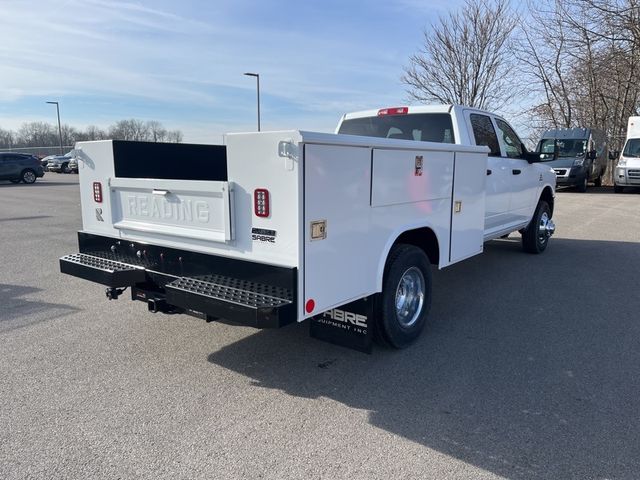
243 72 261 131
46 101 64 154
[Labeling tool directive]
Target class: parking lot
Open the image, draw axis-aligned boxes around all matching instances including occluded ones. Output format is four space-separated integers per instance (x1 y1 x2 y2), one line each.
1 174 639 479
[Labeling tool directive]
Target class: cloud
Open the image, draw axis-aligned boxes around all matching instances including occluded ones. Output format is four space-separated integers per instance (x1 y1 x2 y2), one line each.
0 0 454 141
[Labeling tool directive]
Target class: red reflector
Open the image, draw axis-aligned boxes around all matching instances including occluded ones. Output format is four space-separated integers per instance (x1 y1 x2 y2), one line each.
378 106 409 116
254 188 270 217
305 299 315 314
92 182 102 203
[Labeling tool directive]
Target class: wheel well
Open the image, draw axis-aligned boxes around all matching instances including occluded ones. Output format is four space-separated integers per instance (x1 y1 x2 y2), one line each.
541 186 554 216
393 227 439 265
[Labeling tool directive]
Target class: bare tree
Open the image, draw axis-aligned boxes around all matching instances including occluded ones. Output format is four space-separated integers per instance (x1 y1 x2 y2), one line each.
108 119 151 141
0 127 14 149
147 120 167 142
402 0 518 110
16 122 57 148
516 0 640 180
165 130 183 143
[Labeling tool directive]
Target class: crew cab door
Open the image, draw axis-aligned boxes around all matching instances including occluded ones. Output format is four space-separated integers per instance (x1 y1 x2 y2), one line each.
493 118 538 225
465 112 511 233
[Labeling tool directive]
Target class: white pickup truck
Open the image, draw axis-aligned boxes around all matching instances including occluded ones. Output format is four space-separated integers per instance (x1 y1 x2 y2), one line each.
60 104 556 352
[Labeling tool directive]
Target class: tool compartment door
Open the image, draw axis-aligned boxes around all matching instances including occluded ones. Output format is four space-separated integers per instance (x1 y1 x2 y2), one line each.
449 151 485 263
303 144 372 316
110 178 233 243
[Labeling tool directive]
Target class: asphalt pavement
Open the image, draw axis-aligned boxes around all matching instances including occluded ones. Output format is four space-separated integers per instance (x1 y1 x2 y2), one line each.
1 174 639 479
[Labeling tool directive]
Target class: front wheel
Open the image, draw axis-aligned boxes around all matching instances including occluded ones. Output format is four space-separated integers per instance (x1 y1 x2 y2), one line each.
375 244 432 349
522 200 554 254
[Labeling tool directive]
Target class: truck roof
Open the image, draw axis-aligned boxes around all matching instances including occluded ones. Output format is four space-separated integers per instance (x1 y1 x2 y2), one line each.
340 104 497 121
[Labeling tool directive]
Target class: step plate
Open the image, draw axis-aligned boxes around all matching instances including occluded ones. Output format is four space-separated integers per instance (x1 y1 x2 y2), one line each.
165 275 294 328
60 253 147 287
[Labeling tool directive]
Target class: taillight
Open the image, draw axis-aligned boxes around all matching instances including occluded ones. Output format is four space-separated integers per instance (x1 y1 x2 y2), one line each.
93 182 102 203
254 188 270 217
378 106 409 116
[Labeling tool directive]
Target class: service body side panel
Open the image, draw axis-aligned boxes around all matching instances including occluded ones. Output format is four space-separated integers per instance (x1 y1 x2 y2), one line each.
449 151 486 263
303 144 373 317
302 138 467 319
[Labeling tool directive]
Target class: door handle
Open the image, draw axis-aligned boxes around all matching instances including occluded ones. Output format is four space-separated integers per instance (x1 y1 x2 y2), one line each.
486 169 492 175
152 189 170 196
512 169 521 175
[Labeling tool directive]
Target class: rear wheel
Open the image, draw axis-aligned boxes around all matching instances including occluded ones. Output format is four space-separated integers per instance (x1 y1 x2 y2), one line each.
21 169 36 184
375 244 432 349
522 201 553 254
61 162 70 174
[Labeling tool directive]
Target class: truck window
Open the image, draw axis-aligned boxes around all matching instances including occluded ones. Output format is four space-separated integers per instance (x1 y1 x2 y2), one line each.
495 118 524 158
338 113 455 144
469 114 500 156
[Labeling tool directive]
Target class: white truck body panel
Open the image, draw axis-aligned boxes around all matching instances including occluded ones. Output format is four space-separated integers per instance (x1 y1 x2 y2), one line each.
615 117 640 187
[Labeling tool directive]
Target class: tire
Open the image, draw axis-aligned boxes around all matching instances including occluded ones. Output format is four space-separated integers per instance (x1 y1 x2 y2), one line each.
522 200 553 254
61 162 70 174
614 184 624 193
594 172 602 187
375 244 432 349
21 169 37 184
576 175 588 192
10 179 21 184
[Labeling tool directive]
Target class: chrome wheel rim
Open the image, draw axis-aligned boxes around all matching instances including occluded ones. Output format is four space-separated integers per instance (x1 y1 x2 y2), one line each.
23 171 36 183
537 211 555 243
395 267 425 328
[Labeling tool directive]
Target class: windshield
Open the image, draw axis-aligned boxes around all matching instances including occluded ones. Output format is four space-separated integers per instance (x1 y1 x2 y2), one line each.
538 138 587 157
622 138 640 158
338 113 455 144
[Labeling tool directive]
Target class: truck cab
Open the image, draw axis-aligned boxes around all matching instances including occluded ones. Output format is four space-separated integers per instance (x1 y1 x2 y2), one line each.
535 128 607 192
336 105 556 241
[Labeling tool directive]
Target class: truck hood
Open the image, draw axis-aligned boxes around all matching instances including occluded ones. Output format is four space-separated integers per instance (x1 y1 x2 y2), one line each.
620 156 640 168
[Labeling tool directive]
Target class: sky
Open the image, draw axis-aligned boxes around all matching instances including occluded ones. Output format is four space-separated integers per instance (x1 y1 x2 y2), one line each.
0 0 465 144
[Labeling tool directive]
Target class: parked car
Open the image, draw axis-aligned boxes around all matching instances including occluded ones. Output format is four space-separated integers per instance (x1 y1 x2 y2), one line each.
0 152 45 184
536 128 608 192
46 153 75 173
68 156 78 173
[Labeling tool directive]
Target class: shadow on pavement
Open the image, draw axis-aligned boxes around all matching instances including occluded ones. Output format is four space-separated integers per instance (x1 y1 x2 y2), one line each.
207 238 640 479
0 283 81 333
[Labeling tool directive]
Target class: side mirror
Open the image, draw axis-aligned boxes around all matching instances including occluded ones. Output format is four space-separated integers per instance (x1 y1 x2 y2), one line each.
524 151 542 164
588 150 597 160
608 151 617 160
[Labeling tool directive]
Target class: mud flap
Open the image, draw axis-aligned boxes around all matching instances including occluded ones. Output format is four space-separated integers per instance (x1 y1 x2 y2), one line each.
309 296 375 354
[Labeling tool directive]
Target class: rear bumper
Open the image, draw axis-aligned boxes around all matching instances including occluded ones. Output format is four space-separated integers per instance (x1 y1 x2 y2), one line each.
60 232 297 328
